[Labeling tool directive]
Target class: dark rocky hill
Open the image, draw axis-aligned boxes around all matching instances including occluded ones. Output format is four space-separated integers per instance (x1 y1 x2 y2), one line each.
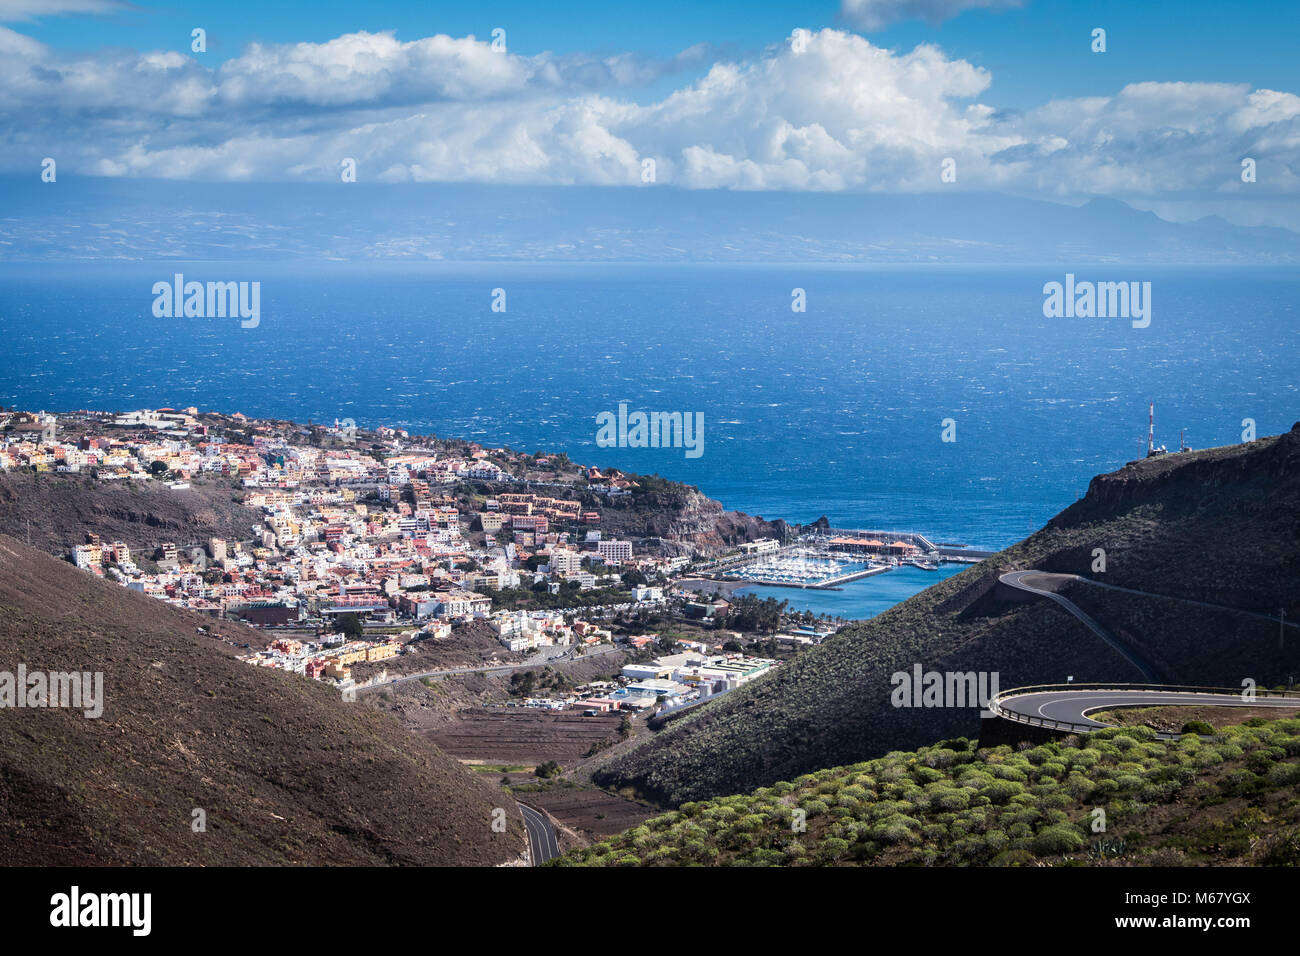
597 426 1300 806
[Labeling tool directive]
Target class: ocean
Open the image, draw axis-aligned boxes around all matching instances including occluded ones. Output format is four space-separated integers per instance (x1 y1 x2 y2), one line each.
2 260 1296 618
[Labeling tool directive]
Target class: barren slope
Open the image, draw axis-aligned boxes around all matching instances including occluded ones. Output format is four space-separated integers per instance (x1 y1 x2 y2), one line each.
0 534 524 866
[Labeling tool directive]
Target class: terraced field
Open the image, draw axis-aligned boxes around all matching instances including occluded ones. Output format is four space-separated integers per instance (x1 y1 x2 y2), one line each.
428 708 627 766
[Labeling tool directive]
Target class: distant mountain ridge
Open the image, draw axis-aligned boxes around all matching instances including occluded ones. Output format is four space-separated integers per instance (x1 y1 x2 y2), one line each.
2 177 1297 263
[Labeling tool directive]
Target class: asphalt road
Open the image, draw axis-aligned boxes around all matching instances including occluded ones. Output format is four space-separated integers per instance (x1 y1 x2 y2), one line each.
1068 574 1300 630
519 803 559 865
998 570 1161 681
995 687 1300 737
993 568 1300 735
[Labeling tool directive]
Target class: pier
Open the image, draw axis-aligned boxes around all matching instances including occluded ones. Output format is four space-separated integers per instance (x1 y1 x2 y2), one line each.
809 563 892 588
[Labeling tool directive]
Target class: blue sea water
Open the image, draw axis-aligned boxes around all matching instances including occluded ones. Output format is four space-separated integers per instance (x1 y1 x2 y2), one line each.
2 261 1296 567
737 564 967 620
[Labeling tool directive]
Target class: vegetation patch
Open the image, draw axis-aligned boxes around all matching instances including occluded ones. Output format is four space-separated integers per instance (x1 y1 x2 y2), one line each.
559 716 1300 866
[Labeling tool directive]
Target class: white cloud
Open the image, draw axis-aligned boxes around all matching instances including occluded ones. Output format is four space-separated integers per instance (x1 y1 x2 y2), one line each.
2 25 1298 205
988 82 1300 197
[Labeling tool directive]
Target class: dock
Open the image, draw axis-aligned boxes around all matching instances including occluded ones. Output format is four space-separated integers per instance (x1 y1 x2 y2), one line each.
814 563 892 588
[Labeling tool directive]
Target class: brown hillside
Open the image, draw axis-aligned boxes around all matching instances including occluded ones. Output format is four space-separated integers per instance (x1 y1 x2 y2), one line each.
0 534 524 866
0 470 258 556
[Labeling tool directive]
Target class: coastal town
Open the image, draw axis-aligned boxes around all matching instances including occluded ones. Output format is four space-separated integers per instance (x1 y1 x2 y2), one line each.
0 404 995 727
0 406 857 716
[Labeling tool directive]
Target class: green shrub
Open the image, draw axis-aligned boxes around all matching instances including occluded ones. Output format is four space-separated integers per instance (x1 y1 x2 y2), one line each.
1246 747 1287 772
1264 762 1300 787
799 798 829 818
1041 761 1070 780
980 779 1024 804
1220 769 1261 796
931 788 971 812
775 843 805 865
816 837 851 862
1032 824 1085 856
1067 749 1101 768
1261 829 1300 866
990 764 1028 782
984 831 1009 855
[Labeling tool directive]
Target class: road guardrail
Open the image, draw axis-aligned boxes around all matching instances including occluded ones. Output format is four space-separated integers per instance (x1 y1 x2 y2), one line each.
987 682 1300 735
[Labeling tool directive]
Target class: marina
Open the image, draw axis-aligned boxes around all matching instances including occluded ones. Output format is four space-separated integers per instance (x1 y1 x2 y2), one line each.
718 549 881 590
710 530 991 591
734 563 968 621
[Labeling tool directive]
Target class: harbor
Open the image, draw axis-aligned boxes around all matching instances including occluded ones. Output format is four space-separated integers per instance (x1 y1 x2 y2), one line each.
706 530 992 591
733 563 969 621
717 549 887 590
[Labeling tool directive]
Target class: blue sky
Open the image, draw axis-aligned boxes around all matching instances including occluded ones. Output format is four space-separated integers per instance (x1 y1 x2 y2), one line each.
2 0 1298 228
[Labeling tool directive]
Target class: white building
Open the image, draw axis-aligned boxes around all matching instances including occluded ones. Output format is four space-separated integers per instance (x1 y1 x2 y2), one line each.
72 543 102 570
550 548 582 575
598 539 632 566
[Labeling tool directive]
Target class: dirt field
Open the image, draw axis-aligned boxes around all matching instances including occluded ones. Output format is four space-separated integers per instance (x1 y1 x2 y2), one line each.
1092 704 1300 733
519 785 656 841
427 708 627 766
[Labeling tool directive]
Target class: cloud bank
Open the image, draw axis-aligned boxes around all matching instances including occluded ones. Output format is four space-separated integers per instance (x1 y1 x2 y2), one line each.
3 24 1298 205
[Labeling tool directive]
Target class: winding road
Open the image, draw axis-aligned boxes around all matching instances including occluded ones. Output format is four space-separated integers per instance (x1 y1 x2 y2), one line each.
998 570 1161 682
992 686 1300 738
519 803 559 865
993 569 1300 736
